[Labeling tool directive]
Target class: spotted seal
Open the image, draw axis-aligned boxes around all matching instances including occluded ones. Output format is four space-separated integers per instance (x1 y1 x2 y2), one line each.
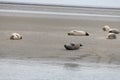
103 25 120 34
10 33 22 40
64 42 83 50
68 30 89 36
107 33 116 39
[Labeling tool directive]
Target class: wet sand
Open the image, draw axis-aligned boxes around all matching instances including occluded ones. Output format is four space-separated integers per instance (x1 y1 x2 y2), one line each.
0 15 120 64
0 59 120 80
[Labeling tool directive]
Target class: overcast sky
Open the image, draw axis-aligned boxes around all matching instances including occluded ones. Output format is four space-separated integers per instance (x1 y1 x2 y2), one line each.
0 0 120 8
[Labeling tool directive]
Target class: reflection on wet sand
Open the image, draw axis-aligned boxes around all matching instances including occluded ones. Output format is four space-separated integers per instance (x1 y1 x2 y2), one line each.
64 62 79 69
0 59 120 80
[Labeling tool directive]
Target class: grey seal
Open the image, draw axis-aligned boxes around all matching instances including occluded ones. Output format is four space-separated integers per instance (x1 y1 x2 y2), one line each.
64 42 83 50
10 33 22 40
68 30 89 36
103 25 120 34
107 33 116 39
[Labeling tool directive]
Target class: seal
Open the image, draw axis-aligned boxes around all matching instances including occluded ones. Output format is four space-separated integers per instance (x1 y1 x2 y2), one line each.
107 33 116 39
109 29 120 34
10 33 22 40
103 25 111 31
68 30 89 36
64 42 83 50
103 25 120 34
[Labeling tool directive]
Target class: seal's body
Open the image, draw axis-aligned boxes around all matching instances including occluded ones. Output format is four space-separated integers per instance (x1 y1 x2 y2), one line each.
10 33 22 40
103 25 111 31
109 29 120 34
64 42 83 50
68 30 89 36
107 33 116 39
103 25 120 34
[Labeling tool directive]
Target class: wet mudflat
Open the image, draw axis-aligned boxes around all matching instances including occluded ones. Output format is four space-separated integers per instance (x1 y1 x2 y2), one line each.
0 59 120 80
0 16 120 64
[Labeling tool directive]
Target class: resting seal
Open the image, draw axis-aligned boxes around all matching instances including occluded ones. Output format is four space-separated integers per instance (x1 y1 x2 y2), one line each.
64 42 83 50
109 29 120 34
107 33 116 39
10 33 22 40
68 30 89 36
103 25 111 31
103 25 120 34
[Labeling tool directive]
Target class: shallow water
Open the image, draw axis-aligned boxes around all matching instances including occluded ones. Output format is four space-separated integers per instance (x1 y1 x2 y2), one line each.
0 59 120 80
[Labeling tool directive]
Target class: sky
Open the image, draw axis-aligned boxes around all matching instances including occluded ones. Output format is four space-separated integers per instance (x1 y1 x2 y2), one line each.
0 0 120 8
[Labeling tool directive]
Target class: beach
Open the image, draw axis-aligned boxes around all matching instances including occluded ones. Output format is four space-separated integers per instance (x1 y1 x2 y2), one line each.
0 7 120 79
0 15 120 64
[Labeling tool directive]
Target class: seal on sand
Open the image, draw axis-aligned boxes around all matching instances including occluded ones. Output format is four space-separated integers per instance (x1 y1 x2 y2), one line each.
109 29 120 34
103 25 120 34
64 42 83 50
68 30 89 36
10 33 22 40
107 33 116 39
